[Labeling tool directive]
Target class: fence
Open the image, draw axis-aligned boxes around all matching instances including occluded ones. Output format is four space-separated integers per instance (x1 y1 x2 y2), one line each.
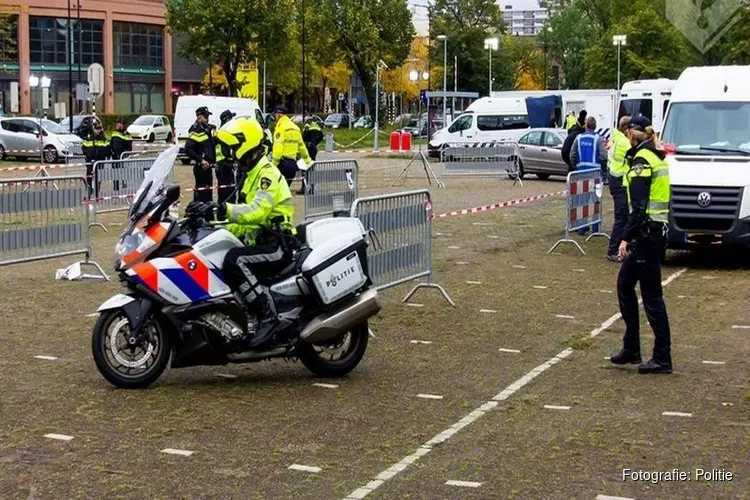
548 167 609 255
89 157 161 231
304 159 359 220
350 189 454 306
440 142 521 181
0 175 108 280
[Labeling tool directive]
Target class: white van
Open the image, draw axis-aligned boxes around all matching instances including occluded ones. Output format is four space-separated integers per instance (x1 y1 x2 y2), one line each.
660 65 750 249
174 95 265 140
428 97 529 156
618 79 676 133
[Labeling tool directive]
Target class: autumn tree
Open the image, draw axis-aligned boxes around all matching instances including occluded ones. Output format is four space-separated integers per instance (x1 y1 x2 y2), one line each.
0 14 17 62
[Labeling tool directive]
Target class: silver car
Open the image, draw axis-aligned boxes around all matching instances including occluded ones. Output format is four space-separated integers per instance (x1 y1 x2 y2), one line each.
516 127 569 180
0 117 84 163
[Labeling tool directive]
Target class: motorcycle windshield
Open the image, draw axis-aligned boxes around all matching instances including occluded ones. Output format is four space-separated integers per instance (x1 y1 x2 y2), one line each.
129 145 180 219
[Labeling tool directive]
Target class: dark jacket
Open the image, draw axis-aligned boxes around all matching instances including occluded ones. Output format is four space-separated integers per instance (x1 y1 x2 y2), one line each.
184 120 216 164
110 130 133 160
622 139 667 242
82 132 111 165
302 123 324 148
561 124 585 169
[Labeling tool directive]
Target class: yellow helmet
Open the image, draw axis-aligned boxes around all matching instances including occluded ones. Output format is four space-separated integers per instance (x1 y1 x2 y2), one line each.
215 117 265 161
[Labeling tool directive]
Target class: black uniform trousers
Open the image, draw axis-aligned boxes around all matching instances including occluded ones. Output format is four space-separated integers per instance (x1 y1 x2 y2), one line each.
279 158 298 187
617 224 672 364
215 161 236 204
85 162 103 198
607 175 629 256
192 163 214 202
223 232 290 306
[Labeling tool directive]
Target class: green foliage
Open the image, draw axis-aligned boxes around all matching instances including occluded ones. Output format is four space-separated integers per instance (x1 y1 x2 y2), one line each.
166 0 289 95
539 3 595 89
701 4 750 64
0 14 17 62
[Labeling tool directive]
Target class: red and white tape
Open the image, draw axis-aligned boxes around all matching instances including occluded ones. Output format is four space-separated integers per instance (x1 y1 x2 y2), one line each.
1 162 86 171
432 190 567 219
327 149 416 154
185 183 236 194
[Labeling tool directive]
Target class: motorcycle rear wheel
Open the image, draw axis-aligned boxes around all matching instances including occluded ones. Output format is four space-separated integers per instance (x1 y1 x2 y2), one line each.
297 321 369 377
92 309 172 389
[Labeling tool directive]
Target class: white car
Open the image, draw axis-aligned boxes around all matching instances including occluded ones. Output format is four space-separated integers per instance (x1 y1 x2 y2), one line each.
126 115 173 143
0 117 83 163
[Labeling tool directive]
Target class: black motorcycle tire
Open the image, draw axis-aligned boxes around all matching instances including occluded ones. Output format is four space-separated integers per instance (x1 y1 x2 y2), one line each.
297 321 369 377
92 309 173 389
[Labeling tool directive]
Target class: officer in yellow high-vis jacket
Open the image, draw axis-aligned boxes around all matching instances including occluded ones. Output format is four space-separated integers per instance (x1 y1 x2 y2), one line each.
606 115 632 261
189 117 295 349
271 105 311 188
610 115 673 375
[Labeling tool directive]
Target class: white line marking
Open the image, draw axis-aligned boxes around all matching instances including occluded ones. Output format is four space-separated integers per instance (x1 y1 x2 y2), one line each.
472 222 493 226
44 434 73 441
599 290 614 294
604 357 611 360
544 405 571 411
722 402 734 407
532 285 548 289
447 245 461 249
678 295 687 299
313 383 339 389
662 411 692 418
160 448 194 456
555 314 575 319
572 268 585 272
480 309 497 313
596 495 635 500
487 235 499 239
498 348 521 354
702 275 716 280
702 360 726 365
456 261 469 265
34 355 58 361
288 464 322 473
732 325 750 329
466 280 482 285
512 265 527 269
405 303 424 308
416 394 444 400
216 373 238 379
342 268 688 500
445 480 482 488
85 312 98 317
410 340 433 345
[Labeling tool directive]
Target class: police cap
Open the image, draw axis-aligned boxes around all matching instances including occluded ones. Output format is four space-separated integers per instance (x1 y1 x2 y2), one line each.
274 105 288 114
220 109 236 124
195 106 212 118
628 115 652 132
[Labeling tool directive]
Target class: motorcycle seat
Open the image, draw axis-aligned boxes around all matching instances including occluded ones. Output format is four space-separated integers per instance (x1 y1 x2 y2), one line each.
258 247 312 285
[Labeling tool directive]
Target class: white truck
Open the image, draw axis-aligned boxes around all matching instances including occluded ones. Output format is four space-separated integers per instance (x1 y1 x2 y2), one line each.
618 79 676 134
660 65 750 249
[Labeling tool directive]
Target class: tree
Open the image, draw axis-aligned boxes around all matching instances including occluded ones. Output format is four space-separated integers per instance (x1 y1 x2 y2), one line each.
700 3 750 64
381 37 430 102
539 3 595 89
0 14 17 62
166 0 290 96
201 65 228 94
312 0 414 121
504 36 545 90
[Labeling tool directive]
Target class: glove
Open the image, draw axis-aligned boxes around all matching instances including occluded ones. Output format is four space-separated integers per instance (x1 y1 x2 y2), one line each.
216 202 228 221
184 201 206 219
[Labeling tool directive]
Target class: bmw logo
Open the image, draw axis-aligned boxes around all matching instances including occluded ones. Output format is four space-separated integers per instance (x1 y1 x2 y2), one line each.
188 260 197 271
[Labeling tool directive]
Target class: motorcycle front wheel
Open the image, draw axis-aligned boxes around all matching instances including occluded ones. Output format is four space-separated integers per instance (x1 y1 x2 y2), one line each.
91 309 172 389
297 321 369 377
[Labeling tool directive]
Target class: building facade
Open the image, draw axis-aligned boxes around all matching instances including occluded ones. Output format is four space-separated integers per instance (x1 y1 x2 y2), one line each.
1 0 176 116
501 0 548 36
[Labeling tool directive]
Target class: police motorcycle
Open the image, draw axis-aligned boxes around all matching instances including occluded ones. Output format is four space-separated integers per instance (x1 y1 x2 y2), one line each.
92 145 381 389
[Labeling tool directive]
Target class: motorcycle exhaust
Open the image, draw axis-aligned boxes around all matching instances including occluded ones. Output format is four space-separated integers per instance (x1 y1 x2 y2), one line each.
299 288 382 344
226 346 289 362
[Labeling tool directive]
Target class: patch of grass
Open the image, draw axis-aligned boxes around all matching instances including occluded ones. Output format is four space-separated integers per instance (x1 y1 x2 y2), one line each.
564 331 596 350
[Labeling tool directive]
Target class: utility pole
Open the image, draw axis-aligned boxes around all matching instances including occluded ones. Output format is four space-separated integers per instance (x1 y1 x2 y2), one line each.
67 0 73 132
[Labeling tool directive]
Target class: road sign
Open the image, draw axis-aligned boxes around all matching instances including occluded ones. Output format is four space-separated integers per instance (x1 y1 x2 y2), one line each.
420 89 427 103
75 83 89 102
338 93 345 101
87 63 104 97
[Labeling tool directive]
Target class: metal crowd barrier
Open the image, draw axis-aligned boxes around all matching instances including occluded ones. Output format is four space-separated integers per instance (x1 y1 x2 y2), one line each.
304 159 359 220
440 142 521 181
350 189 454 306
0 175 108 279
548 167 610 255
89 157 162 231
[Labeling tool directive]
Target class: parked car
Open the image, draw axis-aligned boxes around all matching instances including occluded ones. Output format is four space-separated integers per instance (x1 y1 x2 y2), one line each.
59 115 96 139
324 113 350 128
353 115 373 129
292 114 325 128
515 127 569 180
127 115 173 143
0 117 84 163
402 118 427 137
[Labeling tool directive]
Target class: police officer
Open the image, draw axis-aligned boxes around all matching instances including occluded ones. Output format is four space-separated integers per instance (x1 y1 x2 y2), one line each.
110 117 133 192
606 115 631 262
565 111 577 130
191 117 295 348
81 119 111 198
184 106 216 202
610 115 673 374
297 115 323 195
271 105 311 188
570 116 607 235
216 109 237 203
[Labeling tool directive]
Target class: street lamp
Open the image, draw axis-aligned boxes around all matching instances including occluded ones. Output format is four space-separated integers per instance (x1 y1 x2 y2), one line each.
543 25 552 90
483 37 499 95
409 69 429 136
436 35 447 131
374 59 388 151
612 34 627 90
29 75 51 161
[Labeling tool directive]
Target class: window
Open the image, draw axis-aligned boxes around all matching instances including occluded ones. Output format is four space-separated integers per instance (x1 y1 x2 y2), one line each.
154 117 163 126
448 114 473 133
520 131 542 145
20 120 41 134
544 132 562 147
662 100 670 120
113 22 164 68
29 17 103 66
619 98 653 123
1 119 20 132
477 114 529 131
661 102 750 153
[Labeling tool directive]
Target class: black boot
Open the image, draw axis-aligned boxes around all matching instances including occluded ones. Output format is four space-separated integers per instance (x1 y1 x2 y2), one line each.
247 294 279 348
296 184 306 195
610 348 642 365
638 358 672 374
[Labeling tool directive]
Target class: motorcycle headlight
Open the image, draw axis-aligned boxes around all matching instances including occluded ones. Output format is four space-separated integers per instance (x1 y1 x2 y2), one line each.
115 231 146 260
